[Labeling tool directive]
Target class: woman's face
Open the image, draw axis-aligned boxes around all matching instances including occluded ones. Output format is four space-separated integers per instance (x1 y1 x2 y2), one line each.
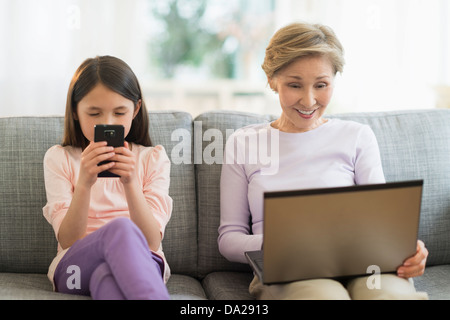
269 55 335 133
75 83 140 142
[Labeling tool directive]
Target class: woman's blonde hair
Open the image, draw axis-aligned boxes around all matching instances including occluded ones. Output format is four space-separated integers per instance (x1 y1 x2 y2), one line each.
262 22 345 79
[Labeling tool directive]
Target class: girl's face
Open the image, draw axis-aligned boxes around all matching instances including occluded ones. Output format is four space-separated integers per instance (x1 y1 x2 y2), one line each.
75 83 141 142
269 55 335 133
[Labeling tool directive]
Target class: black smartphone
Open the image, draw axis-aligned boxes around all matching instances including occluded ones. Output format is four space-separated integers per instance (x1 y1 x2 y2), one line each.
94 124 124 178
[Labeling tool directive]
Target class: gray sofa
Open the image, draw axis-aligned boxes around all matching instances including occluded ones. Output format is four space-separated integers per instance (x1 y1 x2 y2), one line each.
0 109 449 300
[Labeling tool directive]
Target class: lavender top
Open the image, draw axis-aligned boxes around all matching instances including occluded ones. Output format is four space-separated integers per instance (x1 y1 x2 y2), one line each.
218 119 386 263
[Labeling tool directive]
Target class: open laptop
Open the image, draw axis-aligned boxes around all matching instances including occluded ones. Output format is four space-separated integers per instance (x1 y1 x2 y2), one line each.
245 180 423 284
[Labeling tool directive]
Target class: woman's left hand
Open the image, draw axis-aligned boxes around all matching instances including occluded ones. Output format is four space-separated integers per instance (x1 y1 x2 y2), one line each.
397 240 428 278
109 141 137 185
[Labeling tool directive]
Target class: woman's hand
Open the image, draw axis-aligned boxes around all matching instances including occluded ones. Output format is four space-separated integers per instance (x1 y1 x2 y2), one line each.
108 141 137 185
79 141 116 187
397 240 428 278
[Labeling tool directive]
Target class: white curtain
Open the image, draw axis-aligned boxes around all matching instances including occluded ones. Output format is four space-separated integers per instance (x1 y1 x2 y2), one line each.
1 0 449 116
274 0 450 112
0 0 149 116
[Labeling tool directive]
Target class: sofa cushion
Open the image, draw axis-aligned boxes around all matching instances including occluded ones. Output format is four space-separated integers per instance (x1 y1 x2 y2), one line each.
0 272 206 300
148 111 198 277
166 274 207 299
328 110 450 266
0 273 90 300
202 272 254 300
414 265 450 300
194 111 276 277
0 116 62 273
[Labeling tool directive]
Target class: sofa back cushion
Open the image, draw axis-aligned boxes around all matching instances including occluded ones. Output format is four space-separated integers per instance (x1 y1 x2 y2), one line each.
195 109 450 276
328 110 450 266
149 112 197 277
194 111 276 277
0 111 198 276
0 117 62 273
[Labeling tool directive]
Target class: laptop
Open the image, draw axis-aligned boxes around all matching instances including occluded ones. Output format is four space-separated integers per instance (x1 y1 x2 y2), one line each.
245 180 423 284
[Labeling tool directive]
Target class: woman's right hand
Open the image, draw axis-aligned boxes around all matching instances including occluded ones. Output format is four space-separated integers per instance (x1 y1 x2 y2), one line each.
78 141 116 187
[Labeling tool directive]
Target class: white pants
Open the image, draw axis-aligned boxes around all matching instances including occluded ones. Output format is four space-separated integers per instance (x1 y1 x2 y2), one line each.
249 274 428 300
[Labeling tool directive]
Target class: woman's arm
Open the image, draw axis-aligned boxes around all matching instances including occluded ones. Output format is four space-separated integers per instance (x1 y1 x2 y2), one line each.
218 134 263 264
354 125 386 185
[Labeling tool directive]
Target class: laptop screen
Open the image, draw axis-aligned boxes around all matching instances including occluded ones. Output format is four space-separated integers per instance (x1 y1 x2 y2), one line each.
260 180 423 284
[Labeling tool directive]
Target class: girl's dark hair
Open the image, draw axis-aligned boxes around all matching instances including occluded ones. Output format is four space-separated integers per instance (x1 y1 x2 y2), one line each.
62 55 152 149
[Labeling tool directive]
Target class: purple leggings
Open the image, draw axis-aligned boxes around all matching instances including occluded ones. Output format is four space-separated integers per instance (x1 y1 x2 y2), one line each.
54 217 170 300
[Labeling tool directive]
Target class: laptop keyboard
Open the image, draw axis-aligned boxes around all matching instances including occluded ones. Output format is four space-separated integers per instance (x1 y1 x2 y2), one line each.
254 255 264 271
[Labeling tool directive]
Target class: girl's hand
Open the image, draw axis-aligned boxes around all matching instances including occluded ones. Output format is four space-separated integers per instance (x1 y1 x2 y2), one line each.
79 141 116 187
397 240 428 278
108 141 137 185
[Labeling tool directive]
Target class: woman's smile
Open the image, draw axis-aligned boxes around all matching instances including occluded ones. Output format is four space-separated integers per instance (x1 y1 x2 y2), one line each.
296 108 319 118
268 55 335 133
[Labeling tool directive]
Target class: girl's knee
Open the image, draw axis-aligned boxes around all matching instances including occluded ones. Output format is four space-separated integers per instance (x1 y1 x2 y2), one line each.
89 262 126 300
101 217 147 247
104 218 141 238
105 217 136 232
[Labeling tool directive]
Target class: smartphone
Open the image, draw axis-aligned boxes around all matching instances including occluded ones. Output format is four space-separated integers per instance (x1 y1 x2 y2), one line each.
94 124 124 178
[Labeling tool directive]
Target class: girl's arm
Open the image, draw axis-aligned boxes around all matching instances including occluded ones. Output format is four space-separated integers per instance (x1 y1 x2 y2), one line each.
109 142 171 252
123 179 162 252
58 142 116 249
57 183 91 249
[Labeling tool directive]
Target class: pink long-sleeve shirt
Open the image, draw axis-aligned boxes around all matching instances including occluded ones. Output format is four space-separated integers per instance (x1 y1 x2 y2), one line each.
43 143 173 284
218 119 386 264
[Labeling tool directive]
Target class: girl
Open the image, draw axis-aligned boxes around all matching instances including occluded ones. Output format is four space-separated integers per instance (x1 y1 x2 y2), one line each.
43 56 172 300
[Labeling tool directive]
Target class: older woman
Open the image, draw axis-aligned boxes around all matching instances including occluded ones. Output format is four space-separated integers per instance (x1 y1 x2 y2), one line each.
218 22 428 299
